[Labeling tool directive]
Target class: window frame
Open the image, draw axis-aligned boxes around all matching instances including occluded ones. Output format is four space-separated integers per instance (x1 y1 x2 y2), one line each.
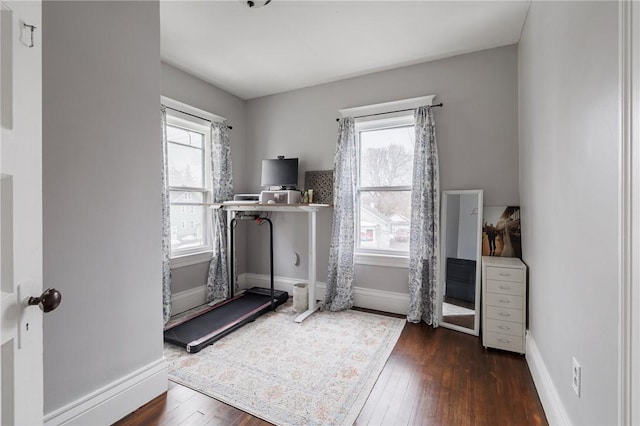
165 114 213 262
354 112 415 267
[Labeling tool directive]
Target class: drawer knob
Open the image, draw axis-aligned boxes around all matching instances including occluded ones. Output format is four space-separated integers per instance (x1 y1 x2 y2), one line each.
498 272 511 277
498 312 511 317
499 299 510 303
498 338 511 343
499 285 511 290
498 325 511 330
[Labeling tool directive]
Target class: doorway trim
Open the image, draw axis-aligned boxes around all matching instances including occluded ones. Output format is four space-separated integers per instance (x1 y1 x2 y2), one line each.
618 1 638 424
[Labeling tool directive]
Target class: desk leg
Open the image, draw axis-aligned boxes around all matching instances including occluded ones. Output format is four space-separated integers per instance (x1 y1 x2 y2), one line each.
295 209 320 322
227 209 236 297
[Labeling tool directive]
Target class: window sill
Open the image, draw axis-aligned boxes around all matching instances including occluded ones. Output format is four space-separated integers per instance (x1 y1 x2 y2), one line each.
171 251 212 269
355 253 409 268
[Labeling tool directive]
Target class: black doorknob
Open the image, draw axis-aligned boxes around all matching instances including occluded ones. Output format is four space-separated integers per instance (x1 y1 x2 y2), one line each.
27 288 62 312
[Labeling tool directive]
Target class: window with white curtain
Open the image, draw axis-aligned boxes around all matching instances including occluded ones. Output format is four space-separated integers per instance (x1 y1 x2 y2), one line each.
355 113 415 259
166 117 212 257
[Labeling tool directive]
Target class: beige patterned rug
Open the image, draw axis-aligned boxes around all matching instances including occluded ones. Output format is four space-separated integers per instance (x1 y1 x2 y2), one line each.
164 302 405 426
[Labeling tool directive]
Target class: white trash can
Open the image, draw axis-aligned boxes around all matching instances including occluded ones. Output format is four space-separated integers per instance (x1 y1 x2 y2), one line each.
292 283 308 313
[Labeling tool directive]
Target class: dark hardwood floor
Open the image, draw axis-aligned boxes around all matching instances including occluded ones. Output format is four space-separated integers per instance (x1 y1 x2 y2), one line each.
115 321 547 426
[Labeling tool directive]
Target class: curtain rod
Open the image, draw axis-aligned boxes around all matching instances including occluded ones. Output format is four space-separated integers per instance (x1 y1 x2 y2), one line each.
335 103 443 122
163 105 233 130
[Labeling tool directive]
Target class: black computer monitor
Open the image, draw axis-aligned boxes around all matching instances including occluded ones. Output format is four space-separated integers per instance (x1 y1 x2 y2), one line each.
261 157 298 189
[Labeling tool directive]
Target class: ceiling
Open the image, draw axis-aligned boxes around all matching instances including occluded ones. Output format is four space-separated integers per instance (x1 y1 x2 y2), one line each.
160 1 530 100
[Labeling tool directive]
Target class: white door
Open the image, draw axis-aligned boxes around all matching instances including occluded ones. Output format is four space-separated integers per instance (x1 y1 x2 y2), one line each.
0 1 44 425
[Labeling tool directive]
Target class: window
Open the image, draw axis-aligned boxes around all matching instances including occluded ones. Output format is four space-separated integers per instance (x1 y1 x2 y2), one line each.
356 113 415 258
166 117 211 258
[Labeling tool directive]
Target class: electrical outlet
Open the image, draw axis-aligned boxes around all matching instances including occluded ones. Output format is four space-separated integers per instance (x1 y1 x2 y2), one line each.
572 357 581 397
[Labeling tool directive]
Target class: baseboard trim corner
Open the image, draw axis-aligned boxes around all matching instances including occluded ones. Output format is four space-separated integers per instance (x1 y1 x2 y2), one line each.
171 285 207 315
525 332 572 426
44 358 168 426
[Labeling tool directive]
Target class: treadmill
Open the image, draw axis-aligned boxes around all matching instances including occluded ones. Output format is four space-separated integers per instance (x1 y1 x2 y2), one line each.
164 214 288 353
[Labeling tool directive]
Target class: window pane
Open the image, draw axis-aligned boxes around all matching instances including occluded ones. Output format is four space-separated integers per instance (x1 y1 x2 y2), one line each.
170 203 206 252
167 142 204 188
360 125 415 187
169 191 204 204
166 125 204 149
359 191 411 252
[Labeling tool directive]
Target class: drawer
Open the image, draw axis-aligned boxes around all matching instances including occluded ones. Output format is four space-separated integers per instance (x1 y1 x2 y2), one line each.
484 331 525 353
487 279 525 296
485 305 524 323
485 318 523 337
486 293 524 310
486 267 524 283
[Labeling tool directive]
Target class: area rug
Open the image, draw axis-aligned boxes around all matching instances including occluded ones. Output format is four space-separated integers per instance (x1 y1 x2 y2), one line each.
164 303 405 426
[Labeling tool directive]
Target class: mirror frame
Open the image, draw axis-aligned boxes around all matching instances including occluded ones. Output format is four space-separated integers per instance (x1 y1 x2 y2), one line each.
438 189 484 336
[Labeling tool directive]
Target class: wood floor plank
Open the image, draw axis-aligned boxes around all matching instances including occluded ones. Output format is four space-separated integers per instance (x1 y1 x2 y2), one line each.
115 320 547 426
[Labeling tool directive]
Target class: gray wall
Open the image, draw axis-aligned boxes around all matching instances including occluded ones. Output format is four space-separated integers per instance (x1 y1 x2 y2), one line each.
519 2 619 424
245 46 519 293
43 1 164 415
161 62 248 292
171 261 209 295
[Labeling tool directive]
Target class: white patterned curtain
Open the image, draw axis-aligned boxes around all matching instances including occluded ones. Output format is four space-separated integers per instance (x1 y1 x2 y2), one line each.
407 106 440 325
206 122 234 302
161 107 172 324
324 118 356 311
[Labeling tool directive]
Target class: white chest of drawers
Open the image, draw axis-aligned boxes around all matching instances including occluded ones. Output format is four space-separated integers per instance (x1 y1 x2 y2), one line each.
481 256 527 354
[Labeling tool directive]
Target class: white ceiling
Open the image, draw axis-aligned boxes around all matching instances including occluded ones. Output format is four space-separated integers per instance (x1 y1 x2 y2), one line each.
160 1 530 100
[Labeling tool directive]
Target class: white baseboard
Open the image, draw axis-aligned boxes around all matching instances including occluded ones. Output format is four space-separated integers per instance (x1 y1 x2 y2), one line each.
171 285 207 315
241 272 318 293
171 274 252 314
352 286 410 315
171 272 410 316
240 273 409 315
525 332 572 425
44 358 168 426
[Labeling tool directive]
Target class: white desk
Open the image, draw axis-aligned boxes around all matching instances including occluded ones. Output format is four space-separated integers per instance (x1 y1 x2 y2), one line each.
218 203 329 323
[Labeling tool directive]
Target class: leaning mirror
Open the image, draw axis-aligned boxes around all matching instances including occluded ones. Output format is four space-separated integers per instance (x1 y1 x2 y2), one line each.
439 190 483 336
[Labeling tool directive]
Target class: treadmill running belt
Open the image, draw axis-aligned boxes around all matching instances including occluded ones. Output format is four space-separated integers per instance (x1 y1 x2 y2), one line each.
164 288 288 353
